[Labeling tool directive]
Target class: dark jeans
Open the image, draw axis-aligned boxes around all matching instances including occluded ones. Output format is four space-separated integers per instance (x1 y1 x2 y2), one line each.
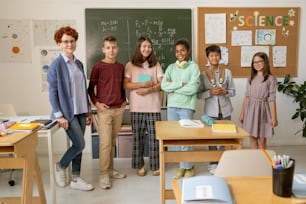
59 113 87 175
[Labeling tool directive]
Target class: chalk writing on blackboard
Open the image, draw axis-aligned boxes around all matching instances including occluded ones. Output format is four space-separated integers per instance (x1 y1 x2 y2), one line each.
85 9 191 77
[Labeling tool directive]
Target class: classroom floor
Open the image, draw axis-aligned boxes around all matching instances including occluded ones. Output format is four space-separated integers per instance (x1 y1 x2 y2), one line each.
1 145 306 204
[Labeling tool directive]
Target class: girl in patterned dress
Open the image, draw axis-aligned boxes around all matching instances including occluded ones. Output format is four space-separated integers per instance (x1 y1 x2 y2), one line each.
239 52 278 149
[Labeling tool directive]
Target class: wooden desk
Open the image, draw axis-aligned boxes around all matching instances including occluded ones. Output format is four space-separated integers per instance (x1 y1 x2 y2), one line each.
155 121 250 204
172 177 306 204
0 131 46 204
5 116 65 204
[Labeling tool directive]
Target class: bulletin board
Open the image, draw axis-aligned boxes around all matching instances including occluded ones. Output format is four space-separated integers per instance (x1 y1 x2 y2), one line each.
197 7 300 78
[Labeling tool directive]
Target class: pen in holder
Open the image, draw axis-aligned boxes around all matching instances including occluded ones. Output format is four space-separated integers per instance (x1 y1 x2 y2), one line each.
201 115 215 126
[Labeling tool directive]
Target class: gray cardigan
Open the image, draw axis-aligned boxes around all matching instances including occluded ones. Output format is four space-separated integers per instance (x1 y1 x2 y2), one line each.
47 54 90 121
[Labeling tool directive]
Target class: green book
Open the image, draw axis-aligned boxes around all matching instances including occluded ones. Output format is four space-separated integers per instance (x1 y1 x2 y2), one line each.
138 74 152 82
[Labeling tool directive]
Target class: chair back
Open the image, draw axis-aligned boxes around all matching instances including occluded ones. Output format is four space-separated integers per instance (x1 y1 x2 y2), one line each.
214 149 276 177
0 104 17 117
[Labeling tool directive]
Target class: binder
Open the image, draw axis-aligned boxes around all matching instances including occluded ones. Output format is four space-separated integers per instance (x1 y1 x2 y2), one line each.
7 122 41 132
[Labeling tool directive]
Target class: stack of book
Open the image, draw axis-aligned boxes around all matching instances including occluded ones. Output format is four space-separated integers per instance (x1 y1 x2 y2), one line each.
7 122 41 132
212 124 236 133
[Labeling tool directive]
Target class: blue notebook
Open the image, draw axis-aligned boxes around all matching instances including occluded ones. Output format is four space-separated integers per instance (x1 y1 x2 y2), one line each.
292 174 306 198
138 74 152 83
181 176 234 204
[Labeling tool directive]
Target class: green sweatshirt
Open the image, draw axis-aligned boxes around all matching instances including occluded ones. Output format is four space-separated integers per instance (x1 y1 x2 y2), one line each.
161 61 200 110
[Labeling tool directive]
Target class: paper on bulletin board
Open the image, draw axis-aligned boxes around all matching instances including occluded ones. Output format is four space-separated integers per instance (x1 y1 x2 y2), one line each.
273 46 287 67
231 30 252 46
241 46 269 67
205 13 226 44
255 29 276 45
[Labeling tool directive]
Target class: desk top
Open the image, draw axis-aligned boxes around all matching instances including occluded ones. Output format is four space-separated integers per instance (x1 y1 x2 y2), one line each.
156 120 250 140
0 132 32 146
172 176 306 204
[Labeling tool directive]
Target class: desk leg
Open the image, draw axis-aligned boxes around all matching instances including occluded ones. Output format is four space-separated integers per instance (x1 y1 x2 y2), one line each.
21 153 34 204
47 131 56 204
34 155 46 204
159 140 165 204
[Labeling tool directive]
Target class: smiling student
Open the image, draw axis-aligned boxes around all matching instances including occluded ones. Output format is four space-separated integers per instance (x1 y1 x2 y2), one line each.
239 52 278 149
124 36 163 177
88 35 127 190
161 39 200 179
197 44 235 174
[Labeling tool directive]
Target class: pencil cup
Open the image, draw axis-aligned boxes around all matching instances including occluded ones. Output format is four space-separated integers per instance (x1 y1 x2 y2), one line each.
272 159 295 197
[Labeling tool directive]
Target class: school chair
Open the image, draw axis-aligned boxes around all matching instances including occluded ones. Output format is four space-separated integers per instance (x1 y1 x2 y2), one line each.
214 149 276 177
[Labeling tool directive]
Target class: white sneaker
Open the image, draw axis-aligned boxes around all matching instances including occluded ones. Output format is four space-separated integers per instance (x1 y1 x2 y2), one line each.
54 163 66 187
70 177 94 191
208 164 218 175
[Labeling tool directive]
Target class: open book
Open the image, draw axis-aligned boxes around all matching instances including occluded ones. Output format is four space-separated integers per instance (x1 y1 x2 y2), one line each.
182 176 234 204
179 119 204 128
292 174 306 198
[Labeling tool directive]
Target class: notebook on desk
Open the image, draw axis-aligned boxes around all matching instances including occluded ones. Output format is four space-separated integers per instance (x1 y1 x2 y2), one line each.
7 122 41 132
292 174 306 198
181 176 234 204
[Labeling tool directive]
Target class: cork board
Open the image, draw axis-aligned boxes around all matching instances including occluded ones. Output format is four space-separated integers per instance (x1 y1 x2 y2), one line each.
197 7 300 78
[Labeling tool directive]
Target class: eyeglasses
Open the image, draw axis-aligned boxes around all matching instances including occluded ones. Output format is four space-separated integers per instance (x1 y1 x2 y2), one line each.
253 60 264 65
61 40 76 45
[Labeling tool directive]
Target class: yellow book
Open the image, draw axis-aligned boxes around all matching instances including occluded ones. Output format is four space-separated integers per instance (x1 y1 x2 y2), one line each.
7 122 41 132
212 123 236 133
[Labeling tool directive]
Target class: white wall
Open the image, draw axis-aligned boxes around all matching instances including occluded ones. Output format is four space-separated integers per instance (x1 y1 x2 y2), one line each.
1 0 305 154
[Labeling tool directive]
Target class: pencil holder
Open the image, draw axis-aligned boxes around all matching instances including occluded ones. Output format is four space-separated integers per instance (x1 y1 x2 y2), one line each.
272 159 295 197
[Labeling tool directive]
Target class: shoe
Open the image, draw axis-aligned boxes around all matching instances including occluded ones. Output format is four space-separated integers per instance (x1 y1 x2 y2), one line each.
173 168 185 179
54 163 66 187
208 164 218 175
152 169 160 176
137 165 147 176
70 177 94 191
112 170 126 179
99 174 111 189
184 167 195 178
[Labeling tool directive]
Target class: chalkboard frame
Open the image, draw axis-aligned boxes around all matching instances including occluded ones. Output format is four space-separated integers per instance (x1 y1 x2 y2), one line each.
85 8 192 78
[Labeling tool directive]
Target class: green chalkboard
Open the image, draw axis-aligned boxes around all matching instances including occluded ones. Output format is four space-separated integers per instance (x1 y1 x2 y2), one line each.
85 9 192 77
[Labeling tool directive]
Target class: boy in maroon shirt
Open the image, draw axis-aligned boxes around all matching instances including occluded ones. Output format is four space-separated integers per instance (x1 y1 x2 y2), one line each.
88 35 127 190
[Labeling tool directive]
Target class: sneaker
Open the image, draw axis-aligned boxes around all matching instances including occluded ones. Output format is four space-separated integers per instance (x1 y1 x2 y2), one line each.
137 165 147 177
99 174 111 190
70 177 94 191
184 167 195 178
152 169 160 176
112 170 126 179
173 168 185 179
208 164 218 175
54 163 66 187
